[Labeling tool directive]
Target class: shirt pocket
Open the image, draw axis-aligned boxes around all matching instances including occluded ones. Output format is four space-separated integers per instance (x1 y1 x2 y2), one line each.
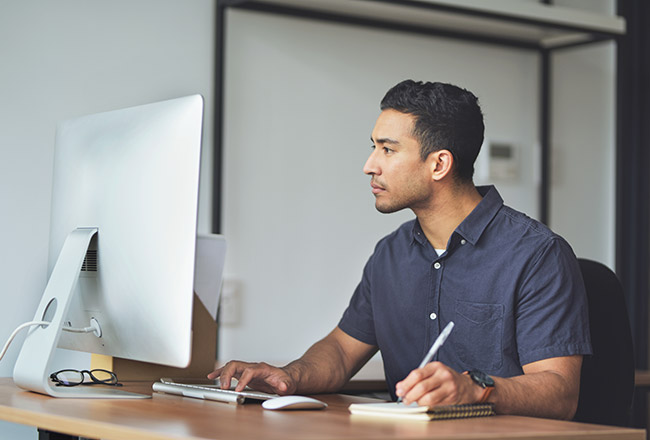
454 300 504 371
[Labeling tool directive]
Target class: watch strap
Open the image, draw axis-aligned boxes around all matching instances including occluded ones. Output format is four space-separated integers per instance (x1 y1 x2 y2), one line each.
477 383 493 403
463 370 494 403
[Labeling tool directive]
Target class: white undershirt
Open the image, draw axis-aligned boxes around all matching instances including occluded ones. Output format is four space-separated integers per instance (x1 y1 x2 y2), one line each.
435 248 446 256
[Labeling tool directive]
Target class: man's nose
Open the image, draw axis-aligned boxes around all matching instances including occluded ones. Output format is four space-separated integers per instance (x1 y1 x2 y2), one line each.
363 150 379 176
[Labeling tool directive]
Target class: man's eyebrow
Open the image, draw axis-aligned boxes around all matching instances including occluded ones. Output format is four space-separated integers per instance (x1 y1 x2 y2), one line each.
371 136 400 145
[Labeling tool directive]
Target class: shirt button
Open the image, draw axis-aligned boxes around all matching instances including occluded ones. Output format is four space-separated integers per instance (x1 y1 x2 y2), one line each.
429 312 437 320
461 239 467 245
434 262 441 269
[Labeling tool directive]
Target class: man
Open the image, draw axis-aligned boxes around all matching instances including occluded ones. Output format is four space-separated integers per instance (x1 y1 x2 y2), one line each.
209 80 591 420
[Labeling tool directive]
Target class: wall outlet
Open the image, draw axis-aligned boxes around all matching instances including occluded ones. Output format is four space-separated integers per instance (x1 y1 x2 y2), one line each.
219 279 241 326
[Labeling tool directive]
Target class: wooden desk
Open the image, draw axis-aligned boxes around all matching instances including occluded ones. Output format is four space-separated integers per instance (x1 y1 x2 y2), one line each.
0 378 644 440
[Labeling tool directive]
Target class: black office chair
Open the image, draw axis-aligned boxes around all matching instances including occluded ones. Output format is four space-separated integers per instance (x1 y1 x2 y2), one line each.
573 258 635 426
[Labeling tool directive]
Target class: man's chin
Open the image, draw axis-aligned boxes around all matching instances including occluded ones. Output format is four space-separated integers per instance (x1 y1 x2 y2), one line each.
375 202 406 214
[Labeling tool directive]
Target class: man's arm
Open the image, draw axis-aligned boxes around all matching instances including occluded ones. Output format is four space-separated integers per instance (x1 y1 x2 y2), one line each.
208 327 377 395
396 355 582 420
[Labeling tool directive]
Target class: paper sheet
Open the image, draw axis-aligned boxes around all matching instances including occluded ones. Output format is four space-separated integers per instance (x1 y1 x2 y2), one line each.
193 234 227 321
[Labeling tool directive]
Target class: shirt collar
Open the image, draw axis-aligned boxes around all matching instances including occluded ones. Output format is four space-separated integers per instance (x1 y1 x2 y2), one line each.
455 185 503 245
410 185 504 247
412 220 427 246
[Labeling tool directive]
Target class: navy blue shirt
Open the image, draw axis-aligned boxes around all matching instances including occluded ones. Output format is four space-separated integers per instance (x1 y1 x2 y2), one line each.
338 186 592 400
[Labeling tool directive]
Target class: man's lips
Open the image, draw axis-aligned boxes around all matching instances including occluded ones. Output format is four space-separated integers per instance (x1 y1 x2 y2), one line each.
370 181 386 194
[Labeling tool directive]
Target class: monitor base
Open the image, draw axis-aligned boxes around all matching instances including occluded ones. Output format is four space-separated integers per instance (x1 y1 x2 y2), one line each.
11 228 151 399
45 385 150 399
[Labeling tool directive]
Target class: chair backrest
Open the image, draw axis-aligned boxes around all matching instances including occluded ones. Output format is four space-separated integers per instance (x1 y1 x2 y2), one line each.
573 258 635 426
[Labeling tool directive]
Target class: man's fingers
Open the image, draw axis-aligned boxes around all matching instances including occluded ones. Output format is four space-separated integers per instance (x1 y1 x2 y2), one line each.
265 375 290 394
223 362 282 393
211 360 251 390
395 362 439 400
402 375 441 405
236 366 257 392
396 362 465 406
413 378 461 407
207 361 296 395
207 367 222 380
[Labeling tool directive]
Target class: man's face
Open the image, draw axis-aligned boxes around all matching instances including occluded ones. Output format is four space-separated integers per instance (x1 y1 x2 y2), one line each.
364 109 433 214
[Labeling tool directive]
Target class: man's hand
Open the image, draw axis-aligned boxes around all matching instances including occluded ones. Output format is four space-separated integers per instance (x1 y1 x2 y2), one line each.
394 356 582 420
207 327 377 396
395 361 480 406
208 361 297 395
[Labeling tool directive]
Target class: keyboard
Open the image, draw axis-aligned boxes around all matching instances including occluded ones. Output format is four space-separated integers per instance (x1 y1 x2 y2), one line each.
153 378 277 404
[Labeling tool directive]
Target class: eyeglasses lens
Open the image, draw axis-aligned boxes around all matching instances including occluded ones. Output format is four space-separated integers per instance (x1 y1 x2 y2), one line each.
90 369 117 384
55 370 84 386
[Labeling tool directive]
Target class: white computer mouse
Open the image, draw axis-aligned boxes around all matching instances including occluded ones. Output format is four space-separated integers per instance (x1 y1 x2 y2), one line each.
261 395 327 410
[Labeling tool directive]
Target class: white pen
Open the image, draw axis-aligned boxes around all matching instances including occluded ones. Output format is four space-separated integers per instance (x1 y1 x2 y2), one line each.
397 321 455 403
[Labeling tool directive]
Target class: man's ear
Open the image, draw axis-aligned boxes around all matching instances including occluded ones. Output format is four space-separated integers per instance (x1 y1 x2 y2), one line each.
430 149 454 181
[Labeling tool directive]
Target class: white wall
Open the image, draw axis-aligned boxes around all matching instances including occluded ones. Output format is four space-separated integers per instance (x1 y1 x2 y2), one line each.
0 1 214 438
550 42 616 268
218 4 617 366
219 8 541 363
550 0 616 268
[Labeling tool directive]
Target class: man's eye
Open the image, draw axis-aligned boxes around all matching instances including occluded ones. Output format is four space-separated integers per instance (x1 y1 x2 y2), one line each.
383 147 393 154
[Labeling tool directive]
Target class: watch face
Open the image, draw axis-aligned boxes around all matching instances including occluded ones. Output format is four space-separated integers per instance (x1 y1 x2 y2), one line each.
469 370 495 388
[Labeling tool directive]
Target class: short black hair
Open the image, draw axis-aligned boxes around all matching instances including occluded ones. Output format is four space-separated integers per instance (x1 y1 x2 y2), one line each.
380 80 484 183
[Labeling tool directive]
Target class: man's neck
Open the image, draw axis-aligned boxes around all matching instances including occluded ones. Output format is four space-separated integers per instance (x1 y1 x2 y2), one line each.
414 183 483 250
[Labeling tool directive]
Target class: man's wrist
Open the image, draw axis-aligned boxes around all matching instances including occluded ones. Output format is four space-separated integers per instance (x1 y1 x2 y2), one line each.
464 370 495 403
281 360 305 391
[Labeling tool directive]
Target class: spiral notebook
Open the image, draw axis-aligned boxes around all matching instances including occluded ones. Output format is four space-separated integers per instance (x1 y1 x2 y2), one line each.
348 401 495 421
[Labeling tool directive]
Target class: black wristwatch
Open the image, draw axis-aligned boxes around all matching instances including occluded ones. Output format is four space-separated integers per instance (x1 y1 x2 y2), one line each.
465 370 495 403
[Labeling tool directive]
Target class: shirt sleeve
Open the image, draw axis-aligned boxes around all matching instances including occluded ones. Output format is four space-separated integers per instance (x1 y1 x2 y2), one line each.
515 236 593 366
338 255 378 346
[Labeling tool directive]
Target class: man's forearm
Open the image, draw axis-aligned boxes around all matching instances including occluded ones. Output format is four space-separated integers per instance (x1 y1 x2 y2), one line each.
282 346 349 394
491 357 582 420
283 328 377 394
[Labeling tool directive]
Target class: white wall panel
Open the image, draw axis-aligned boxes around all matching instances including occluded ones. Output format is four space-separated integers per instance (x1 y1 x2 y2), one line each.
220 9 541 362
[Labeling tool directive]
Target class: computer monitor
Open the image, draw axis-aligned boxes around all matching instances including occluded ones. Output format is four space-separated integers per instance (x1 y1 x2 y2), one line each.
13 95 204 398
